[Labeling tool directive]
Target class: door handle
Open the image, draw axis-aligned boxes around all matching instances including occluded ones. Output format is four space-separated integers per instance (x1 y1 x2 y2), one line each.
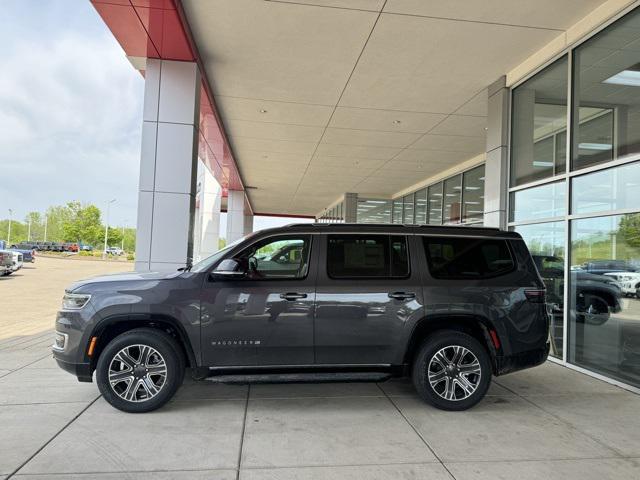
388 292 416 300
280 292 308 301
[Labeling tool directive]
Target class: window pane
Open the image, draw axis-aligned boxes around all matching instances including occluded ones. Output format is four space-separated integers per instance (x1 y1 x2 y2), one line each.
443 175 462 224
428 183 443 225
390 235 410 277
392 200 403 224
240 236 311 279
572 9 640 171
511 56 568 186
327 235 409 279
515 222 566 358
510 181 566 222
415 189 427 224
462 165 485 223
423 237 514 279
357 199 392 224
569 214 640 387
572 161 640 215
403 193 415 224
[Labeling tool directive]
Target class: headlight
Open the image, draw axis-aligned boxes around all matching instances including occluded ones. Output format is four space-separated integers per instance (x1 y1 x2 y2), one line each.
62 293 91 310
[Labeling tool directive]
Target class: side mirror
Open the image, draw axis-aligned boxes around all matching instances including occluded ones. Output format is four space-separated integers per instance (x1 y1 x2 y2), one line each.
210 258 247 281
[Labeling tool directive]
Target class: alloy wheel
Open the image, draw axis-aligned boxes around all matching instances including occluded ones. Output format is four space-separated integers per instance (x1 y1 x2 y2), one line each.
108 344 167 402
428 345 482 401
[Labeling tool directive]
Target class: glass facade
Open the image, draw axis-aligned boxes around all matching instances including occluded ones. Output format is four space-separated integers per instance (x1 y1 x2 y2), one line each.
356 198 392 224
443 175 462 224
388 165 484 226
569 214 640 386
511 56 568 186
403 193 415 224
462 166 485 224
510 6 640 389
428 183 443 225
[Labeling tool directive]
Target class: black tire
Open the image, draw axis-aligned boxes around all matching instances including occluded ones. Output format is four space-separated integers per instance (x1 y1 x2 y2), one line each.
96 328 185 413
412 330 492 411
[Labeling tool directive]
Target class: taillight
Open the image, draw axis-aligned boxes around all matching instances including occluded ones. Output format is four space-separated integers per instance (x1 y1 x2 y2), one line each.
524 288 546 303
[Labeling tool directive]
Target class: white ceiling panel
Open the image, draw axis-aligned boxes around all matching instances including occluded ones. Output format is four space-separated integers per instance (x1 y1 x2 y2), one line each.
215 96 334 126
183 0 377 104
383 0 606 31
409 134 486 153
311 155 386 169
455 91 489 116
274 0 385 11
393 148 472 165
315 143 402 160
340 14 559 112
429 115 487 137
322 128 421 148
226 119 324 143
229 137 317 155
329 107 446 133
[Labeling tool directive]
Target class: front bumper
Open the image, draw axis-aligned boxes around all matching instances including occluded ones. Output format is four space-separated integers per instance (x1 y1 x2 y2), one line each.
495 342 550 376
54 356 93 382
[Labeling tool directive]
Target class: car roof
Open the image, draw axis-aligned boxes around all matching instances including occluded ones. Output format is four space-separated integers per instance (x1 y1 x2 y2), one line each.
252 223 520 239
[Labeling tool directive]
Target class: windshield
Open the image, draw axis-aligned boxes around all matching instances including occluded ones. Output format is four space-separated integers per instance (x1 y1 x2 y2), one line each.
190 234 251 273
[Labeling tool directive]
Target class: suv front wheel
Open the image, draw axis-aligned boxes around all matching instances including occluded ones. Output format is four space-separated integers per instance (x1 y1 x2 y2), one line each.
412 330 492 411
96 328 185 413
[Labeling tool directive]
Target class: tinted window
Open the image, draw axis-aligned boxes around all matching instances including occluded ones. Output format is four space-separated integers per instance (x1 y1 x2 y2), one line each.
423 237 514 279
327 235 409 279
236 236 311 279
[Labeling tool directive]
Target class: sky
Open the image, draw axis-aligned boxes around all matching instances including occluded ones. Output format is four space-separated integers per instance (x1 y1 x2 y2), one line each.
0 0 143 228
0 0 309 235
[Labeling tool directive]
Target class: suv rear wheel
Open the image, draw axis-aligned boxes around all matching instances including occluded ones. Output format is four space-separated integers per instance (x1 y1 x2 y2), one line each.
96 328 184 413
412 330 491 411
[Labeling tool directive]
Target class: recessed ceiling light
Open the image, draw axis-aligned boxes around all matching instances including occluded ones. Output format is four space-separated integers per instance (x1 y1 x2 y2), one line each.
259 109 268 113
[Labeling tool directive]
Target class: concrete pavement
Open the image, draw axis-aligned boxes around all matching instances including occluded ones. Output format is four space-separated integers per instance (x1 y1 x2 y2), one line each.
1 257 639 479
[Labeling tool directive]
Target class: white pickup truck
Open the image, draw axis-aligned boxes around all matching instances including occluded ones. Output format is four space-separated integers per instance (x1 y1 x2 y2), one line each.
604 271 640 297
0 250 24 276
0 250 19 276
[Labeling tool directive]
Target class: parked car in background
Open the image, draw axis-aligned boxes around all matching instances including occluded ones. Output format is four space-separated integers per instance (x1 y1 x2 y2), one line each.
581 260 637 275
80 244 93 252
0 251 13 276
105 246 124 256
63 242 79 252
603 271 640 297
533 255 622 326
5 251 24 274
10 242 38 250
9 247 35 263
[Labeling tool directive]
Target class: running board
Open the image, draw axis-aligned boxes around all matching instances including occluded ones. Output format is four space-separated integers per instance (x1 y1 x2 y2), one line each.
205 371 392 385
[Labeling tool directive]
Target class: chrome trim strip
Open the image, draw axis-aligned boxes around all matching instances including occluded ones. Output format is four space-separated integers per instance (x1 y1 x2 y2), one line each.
208 363 392 370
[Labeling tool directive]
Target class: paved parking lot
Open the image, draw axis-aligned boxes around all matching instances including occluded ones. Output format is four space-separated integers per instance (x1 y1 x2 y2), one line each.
1 257 639 479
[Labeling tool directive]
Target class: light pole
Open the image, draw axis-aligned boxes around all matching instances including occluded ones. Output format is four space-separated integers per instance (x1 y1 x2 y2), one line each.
102 199 116 259
121 221 126 252
7 209 12 245
44 214 48 242
27 217 31 242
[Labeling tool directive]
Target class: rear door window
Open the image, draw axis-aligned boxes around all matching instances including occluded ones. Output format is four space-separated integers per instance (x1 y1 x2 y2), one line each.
423 237 514 279
327 235 409 279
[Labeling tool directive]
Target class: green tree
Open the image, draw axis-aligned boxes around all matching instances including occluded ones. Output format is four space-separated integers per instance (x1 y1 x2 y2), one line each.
619 213 640 249
62 202 103 245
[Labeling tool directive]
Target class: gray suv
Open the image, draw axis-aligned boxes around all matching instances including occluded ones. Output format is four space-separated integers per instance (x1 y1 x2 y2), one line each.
53 224 549 412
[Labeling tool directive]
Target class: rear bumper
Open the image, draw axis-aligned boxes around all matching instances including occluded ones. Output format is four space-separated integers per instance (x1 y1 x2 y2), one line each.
54 356 93 383
495 342 549 376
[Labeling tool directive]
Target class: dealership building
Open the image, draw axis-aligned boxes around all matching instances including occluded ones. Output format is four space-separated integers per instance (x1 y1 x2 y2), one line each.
91 0 640 392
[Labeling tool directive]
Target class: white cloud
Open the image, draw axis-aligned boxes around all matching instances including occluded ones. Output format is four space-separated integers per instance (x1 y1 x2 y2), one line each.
0 3 144 227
